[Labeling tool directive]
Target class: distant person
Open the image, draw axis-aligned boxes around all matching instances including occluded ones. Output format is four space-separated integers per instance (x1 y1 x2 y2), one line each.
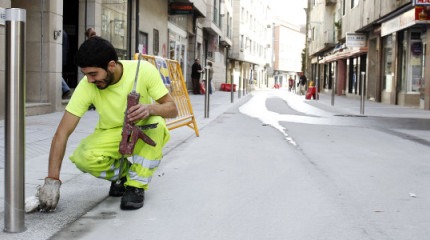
288 76 294 92
85 28 97 39
191 58 204 94
206 62 214 94
298 74 307 95
62 30 72 99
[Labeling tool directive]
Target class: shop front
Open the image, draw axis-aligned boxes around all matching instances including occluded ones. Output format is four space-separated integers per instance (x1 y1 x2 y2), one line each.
168 15 188 84
322 46 368 97
381 8 428 108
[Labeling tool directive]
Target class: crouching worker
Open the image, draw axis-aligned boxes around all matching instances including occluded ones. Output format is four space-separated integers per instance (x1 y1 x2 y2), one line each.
38 37 178 211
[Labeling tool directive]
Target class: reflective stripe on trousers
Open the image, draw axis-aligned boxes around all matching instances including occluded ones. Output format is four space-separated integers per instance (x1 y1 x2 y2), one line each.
70 116 170 190
98 155 161 186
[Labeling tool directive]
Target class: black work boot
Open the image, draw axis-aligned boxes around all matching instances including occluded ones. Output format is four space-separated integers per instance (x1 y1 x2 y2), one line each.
109 177 126 197
120 186 144 210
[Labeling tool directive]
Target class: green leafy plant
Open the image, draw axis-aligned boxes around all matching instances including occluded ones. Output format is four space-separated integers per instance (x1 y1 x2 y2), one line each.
334 20 341 29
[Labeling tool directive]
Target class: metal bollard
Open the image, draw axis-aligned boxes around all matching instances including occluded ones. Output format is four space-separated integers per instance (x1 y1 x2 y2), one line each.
331 66 336 106
204 66 210 118
230 72 234 103
238 76 242 99
360 72 365 115
315 77 319 100
4 8 26 233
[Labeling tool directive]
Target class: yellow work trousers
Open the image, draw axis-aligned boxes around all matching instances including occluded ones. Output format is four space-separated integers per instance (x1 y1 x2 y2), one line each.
70 116 170 190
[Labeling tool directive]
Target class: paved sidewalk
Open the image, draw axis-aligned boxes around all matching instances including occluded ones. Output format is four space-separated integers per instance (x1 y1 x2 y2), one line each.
306 91 430 119
1 88 430 239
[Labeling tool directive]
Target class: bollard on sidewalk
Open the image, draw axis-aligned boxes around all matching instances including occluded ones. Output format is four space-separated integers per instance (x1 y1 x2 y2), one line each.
204 66 210 118
360 72 366 115
4 8 26 233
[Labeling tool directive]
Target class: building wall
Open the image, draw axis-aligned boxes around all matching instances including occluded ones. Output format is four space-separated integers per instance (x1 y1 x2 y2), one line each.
275 22 305 73
309 0 335 55
342 0 412 36
7 0 63 117
140 0 168 57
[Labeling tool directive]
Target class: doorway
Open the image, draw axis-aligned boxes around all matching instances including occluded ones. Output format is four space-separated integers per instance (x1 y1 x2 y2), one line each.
63 0 79 88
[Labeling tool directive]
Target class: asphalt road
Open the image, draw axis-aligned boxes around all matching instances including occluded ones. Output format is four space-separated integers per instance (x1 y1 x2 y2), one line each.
52 91 430 240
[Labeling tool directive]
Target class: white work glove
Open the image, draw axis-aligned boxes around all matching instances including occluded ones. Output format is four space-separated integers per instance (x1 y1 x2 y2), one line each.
38 177 61 211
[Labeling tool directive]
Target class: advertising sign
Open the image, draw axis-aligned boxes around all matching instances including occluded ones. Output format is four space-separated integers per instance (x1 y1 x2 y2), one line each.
414 0 430 6
381 9 416 36
169 2 194 15
415 6 430 21
346 33 366 47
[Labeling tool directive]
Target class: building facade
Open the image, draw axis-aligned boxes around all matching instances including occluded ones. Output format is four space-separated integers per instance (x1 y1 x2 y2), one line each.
273 19 306 88
230 0 273 93
307 0 430 110
0 0 237 118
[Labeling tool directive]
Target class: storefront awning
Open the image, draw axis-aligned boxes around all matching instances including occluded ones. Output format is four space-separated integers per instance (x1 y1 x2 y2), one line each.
322 47 368 63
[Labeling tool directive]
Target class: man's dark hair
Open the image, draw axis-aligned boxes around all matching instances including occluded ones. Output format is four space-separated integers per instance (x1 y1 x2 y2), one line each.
75 37 118 70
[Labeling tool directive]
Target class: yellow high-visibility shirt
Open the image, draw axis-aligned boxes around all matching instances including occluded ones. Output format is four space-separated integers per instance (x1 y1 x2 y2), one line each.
66 60 169 130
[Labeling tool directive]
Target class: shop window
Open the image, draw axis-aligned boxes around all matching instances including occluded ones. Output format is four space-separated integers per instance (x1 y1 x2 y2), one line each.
398 31 407 92
420 43 426 101
324 64 328 89
330 62 335 90
382 35 393 92
347 57 359 94
410 34 423 93
359 54 367 95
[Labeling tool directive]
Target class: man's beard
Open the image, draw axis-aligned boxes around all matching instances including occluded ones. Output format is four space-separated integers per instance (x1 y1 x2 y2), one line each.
96 70 115 89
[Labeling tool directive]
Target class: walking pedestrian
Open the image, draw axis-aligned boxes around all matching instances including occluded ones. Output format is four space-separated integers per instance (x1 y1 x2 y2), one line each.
37 37 178 211
288 76 294 92
206 62 214 94
191 58 204 94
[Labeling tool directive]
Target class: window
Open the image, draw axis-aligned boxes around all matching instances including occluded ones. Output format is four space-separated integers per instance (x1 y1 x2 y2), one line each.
240 35 244 49
312 27 315 41
153 29 159 55
229 16 232 37
343 0 346 15
138 31 148 54
227 13 231 38
213 0 218 24
219 0 222 27
351 0 358 8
